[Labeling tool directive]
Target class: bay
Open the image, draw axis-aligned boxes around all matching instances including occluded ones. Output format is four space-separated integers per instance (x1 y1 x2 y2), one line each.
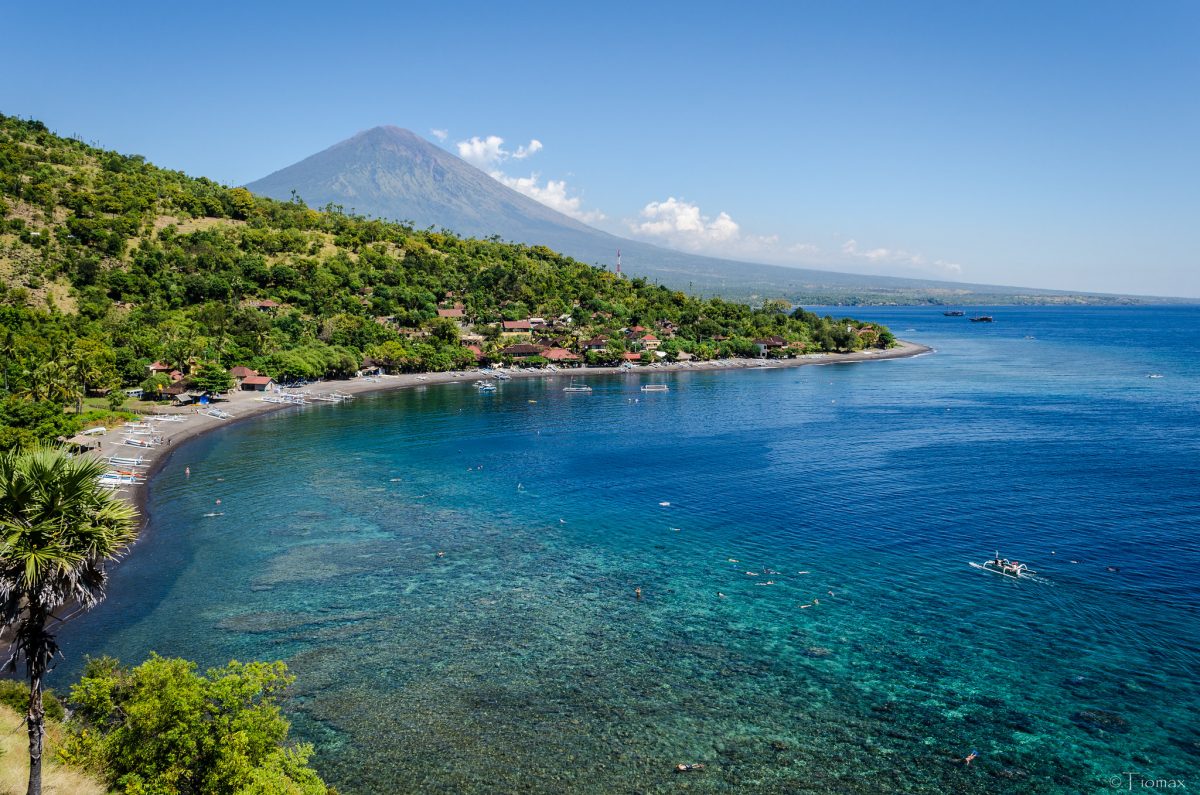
56 305 1200 793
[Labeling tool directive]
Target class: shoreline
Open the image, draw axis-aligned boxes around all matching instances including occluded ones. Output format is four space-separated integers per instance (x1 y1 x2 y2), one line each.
98 339 931 532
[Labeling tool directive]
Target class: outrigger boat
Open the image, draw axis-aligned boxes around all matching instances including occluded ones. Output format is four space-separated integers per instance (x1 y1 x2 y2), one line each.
970 552 1037 579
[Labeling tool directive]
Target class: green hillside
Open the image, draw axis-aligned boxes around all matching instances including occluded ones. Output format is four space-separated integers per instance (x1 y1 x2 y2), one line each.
0 114 890 448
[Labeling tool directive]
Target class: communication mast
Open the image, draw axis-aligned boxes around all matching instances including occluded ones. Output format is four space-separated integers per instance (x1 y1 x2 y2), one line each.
616 249 622 277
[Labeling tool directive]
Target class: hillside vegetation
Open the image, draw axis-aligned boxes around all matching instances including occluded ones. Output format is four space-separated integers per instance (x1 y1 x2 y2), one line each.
0 113 890 448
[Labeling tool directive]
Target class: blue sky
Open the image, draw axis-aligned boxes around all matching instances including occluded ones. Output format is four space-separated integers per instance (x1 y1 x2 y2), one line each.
5 1 1198 296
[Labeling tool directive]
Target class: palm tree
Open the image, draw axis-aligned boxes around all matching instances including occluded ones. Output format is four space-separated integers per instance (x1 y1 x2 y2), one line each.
0 448 138 795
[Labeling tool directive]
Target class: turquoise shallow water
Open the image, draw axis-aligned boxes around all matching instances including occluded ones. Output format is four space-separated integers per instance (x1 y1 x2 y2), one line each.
56 306 1200 793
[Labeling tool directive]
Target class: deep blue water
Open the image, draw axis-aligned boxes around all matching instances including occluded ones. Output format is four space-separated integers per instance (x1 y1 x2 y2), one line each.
56 306 1200 793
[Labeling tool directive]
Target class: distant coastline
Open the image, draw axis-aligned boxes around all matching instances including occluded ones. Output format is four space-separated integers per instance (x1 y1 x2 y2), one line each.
102 340 930 533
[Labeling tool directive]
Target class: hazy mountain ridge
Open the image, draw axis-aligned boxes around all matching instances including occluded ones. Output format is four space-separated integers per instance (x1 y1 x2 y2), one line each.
248 127 1170 305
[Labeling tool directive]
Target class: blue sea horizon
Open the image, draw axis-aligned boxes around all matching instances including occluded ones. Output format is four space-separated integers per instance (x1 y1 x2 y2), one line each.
55 305 1200 793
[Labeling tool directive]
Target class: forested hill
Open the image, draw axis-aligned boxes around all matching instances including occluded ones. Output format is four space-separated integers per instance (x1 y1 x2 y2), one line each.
0 114 890 447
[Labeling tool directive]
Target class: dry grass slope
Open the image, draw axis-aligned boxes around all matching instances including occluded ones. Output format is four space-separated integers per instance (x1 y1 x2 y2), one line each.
0 705 106 795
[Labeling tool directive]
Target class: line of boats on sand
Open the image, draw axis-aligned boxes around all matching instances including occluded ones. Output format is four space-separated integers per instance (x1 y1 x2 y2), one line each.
257 390 355 406
474 375 670 394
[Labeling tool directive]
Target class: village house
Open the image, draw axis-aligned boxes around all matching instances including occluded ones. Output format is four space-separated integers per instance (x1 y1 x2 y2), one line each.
753 336 787 356
229 365 258 387
542 348 582 365
249 299 281 312
639 333 661 351
436 307 465 320
500 319 533 338
240 375 275 392
581 336 608 351
147 361 173 375
499 343 546 360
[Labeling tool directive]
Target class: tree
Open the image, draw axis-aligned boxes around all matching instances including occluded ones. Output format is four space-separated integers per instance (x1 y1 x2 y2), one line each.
190 361 235 394
140 371 172 397
65 654 328 795
0 448 138 795
65 339 116 414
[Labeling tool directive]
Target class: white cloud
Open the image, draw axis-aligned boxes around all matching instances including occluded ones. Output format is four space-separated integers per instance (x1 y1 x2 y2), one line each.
493 172 606 223
455 133 603 223
430 128 448 142
622 199 964 277
629 197 742 249
455 134 543 168
513 139 542 159
842 239 962 275
457 135 508 167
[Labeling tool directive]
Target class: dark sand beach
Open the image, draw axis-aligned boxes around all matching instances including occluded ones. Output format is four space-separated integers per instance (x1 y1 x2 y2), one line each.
97 340 930 523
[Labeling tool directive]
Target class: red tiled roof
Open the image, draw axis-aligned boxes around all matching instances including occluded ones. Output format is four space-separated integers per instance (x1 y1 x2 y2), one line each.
437 308 464 318
502 320 532 330
230 366 258 378
543 348 581 361
501 344 546 356
641 333 658 341
621 352 642 361
252 299 280 308
148 361 171 371
242 375 273 385
466 344 484 359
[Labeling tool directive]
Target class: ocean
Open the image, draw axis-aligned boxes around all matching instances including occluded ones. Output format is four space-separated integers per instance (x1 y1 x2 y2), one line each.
55 306 1200 794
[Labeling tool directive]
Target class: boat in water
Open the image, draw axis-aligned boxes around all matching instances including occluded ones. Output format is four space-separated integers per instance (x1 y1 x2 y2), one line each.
474 380 497 392
970 553 1037 579
943 310 965 316
641 384 669 392
563 380 592 393
970 315 994 323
